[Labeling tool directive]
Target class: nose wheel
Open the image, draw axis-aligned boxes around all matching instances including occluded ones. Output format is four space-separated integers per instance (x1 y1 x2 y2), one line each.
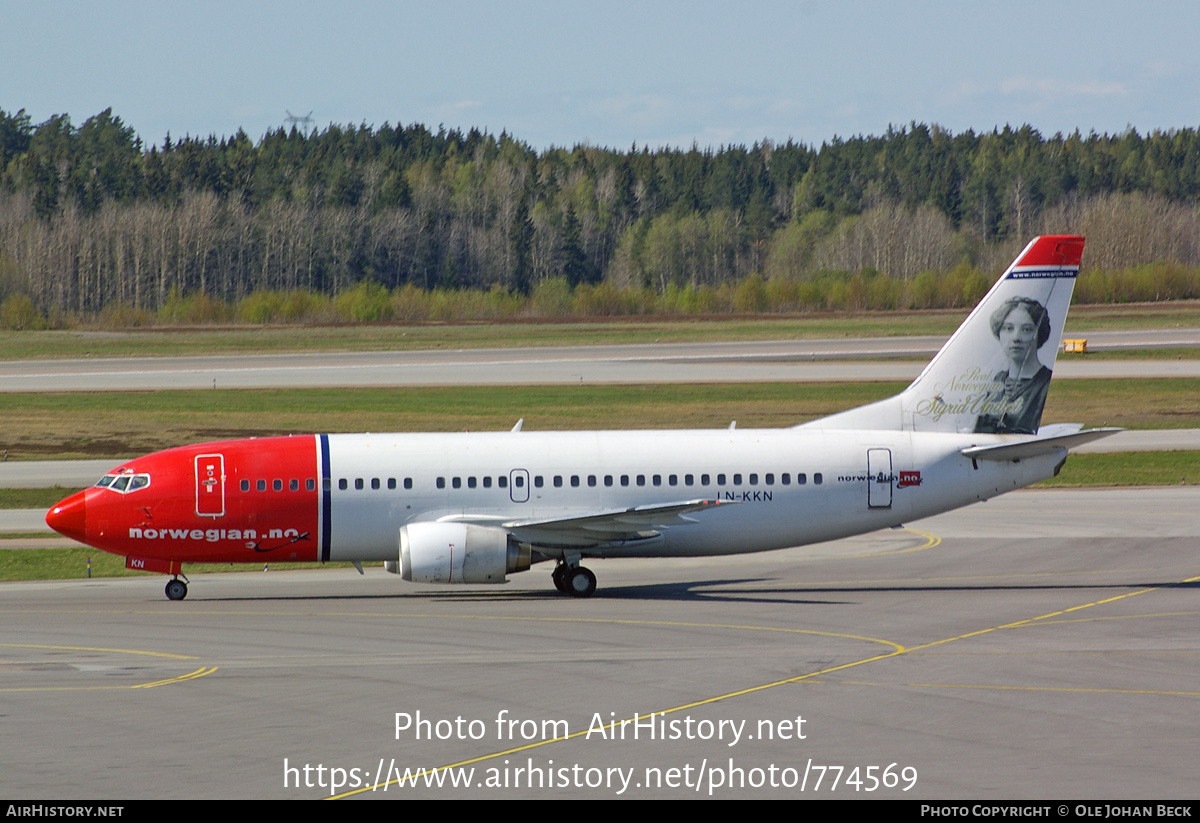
165 577 188 601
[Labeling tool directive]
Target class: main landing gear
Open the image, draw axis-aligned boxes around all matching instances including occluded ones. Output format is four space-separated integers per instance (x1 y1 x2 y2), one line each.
552 561 597 598
165 576 189 601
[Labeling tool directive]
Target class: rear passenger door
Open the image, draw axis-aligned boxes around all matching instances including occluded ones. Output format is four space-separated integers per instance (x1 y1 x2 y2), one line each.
867 448 892 509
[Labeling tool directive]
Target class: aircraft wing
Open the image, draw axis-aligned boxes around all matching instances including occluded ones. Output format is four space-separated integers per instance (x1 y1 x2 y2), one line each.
440 499 731 546
961 427 1122 461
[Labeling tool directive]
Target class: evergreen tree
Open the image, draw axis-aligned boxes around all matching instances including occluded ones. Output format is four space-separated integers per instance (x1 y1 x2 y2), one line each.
561 206 593 287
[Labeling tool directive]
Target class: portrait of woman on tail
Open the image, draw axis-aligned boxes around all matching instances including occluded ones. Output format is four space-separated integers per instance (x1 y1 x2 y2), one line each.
973 296 1052 434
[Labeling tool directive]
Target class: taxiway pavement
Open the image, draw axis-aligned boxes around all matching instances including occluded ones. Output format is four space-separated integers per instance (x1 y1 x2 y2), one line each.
2 329 1199 391
2 486 1197 799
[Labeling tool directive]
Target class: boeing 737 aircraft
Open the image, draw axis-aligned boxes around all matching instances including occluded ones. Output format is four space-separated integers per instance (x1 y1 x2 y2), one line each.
47 236 1117 600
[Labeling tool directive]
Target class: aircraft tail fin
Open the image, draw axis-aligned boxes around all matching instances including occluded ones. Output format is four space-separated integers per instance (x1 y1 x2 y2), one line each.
805 235 1084 434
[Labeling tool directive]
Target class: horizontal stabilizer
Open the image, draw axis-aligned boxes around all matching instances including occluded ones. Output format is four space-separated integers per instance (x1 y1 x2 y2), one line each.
961 427 1122 461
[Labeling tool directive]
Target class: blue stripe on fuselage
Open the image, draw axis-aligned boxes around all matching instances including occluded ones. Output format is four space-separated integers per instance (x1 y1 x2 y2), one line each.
319 434 331 562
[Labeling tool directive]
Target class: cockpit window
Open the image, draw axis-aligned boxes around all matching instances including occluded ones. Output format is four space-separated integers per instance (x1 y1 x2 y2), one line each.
97 472 151 494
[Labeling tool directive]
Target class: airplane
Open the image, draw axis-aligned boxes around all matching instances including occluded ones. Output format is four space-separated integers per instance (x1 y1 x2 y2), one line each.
46 235 1118 601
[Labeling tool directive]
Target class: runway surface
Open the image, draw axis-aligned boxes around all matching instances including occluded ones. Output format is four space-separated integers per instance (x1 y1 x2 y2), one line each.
2 329 1199 391
0 460 123 490
2 486 1197 799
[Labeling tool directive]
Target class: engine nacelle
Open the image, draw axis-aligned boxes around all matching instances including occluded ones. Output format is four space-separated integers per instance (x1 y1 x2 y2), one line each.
400 522 530 584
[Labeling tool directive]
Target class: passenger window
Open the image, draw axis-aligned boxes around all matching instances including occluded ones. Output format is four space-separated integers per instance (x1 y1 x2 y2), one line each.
797 473 807 485
338 479 348 490
512 476 522 488
405 478 413 489
733 474 742 485
290 479 299 491
322 478 331 491
685 474 693 486
483 476 492 488
652 475 661 486
308 478 316 491
436 477 446 489
571 475 580 487
553 476 563 488
258 480 267 492
814 473 823 485
499 476 508 488
355 478 364 490
387 478 396 490
717 474 726 485
241 480 250 492
371 478 380 490
587 475 596 487
669 474 677 486
452 477 461 489
765 473 774 485
636 475 645 486
534 476 543 488
605 475 613 487
701 474 710 485
620 475 629 487
781 473 790 485
274 479 283 491
468 477 477 488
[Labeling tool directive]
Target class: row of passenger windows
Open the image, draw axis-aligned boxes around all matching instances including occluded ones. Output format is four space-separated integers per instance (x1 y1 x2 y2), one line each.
432 472 823 489
239 477 415 492
238 472 826 494
240 478 317 492
338 477 414 491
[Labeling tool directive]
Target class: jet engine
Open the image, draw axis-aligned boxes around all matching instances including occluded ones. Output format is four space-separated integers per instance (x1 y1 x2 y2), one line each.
399 522 530 584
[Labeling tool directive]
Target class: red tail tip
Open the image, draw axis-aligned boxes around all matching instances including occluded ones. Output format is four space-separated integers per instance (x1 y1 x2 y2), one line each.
1016 235 1085 268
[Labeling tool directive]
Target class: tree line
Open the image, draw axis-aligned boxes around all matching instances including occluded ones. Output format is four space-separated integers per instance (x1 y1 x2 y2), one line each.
1 107 1199 323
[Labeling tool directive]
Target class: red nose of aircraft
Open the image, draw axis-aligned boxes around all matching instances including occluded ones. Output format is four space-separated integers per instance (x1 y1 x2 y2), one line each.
46 490 88 543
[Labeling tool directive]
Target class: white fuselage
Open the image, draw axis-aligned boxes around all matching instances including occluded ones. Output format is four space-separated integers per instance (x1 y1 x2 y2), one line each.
323 428 1063 562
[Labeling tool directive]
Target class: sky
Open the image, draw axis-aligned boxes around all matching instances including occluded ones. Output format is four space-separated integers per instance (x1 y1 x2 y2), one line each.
3 1 1199 151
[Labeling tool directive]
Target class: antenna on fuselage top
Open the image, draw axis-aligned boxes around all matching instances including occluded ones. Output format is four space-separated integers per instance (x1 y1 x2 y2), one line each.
512 419 524 432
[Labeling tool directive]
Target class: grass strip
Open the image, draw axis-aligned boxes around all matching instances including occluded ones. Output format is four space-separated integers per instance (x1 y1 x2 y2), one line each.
0 488 78 509
2 379 1199 460
1035 450 1200 487
0 548 350 581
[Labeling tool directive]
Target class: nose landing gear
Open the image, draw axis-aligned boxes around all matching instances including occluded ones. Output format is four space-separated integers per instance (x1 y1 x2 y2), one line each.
165 576 189 601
